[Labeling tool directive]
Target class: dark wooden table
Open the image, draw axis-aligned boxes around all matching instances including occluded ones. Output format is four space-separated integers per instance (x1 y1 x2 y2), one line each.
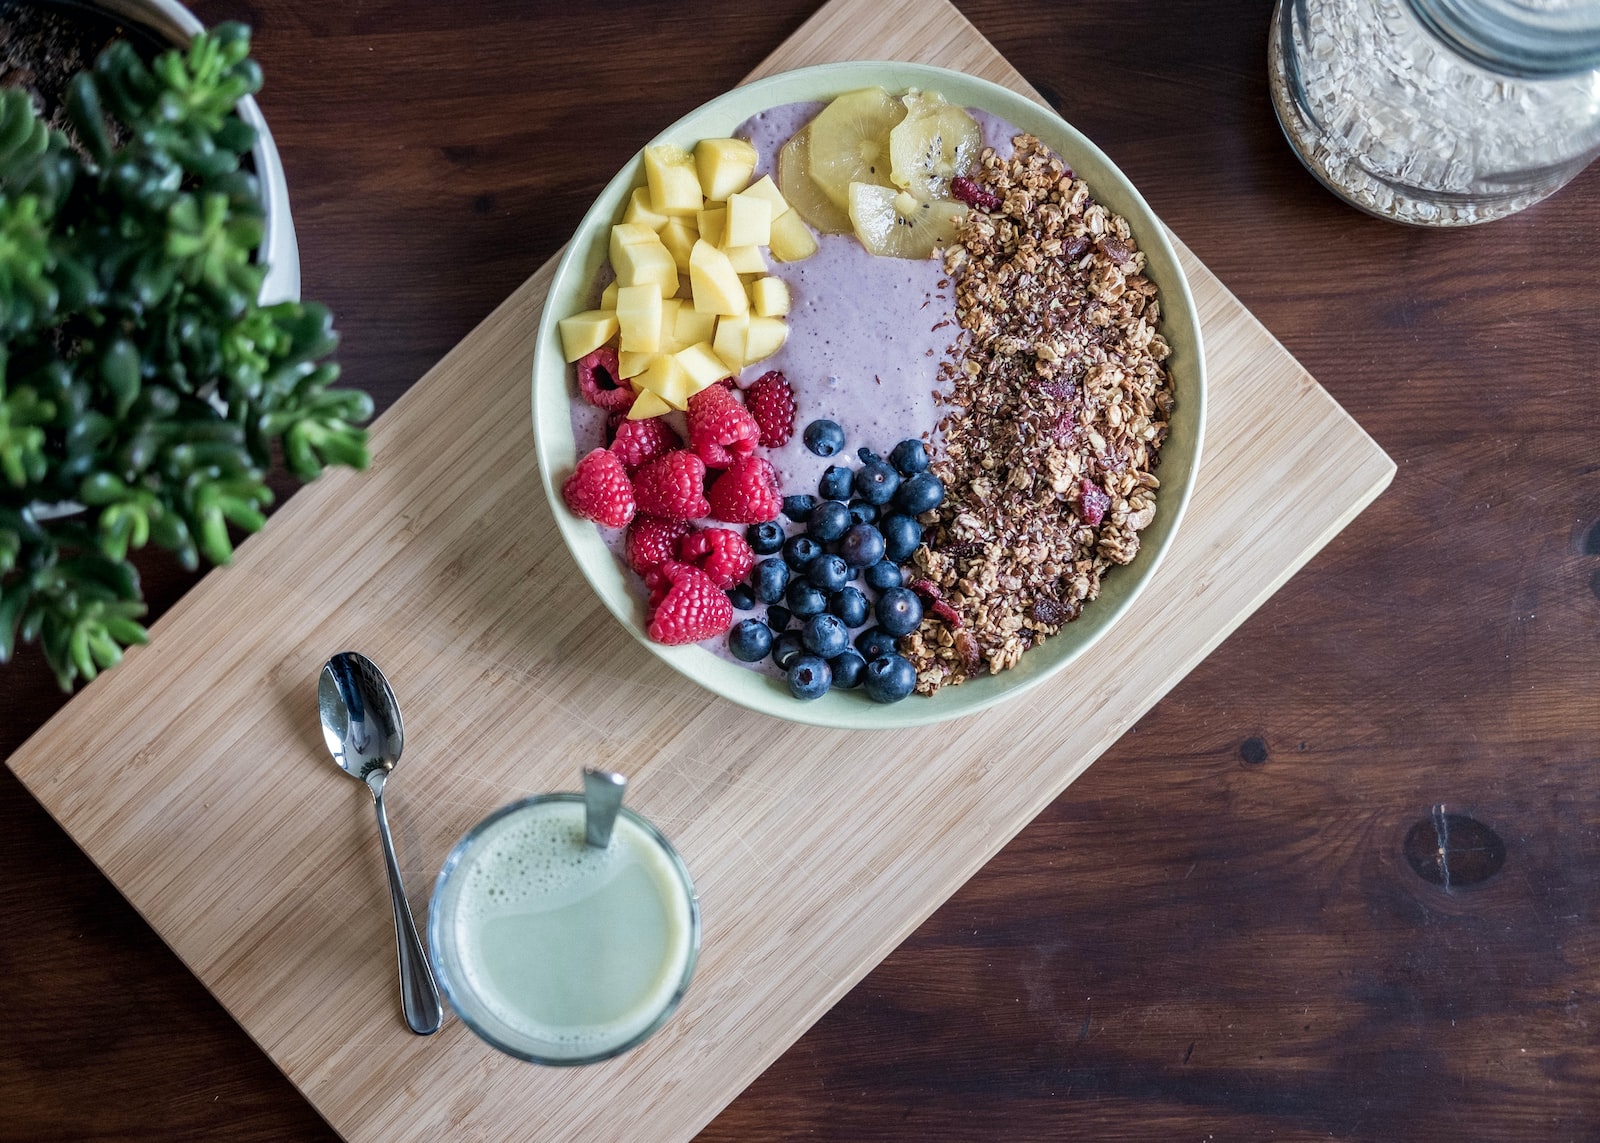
5 0 1599 1138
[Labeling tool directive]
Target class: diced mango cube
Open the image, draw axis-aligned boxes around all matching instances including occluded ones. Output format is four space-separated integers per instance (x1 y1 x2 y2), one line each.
616 284 663 353
610 222 661 251
619 349 653 380
612 238 679 297
675 306 716 346
689 240 749 316
740 174 790 216
643 144 703 215
623 186 670 231
713 312 750 370
724 190 773 248
635 353 694 410
723 244 768 275
769 209 818 262
557 309 619 362
659 216 698 273
744 315 788 364
696 205 726 248
600 280 619 310
657 298 684 353
694 137 759 201
750 277 790 317
676 341 734 391
628 388 673 420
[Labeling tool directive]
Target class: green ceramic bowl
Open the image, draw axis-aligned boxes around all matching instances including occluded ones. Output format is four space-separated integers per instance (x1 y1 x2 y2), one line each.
533 61 1205 730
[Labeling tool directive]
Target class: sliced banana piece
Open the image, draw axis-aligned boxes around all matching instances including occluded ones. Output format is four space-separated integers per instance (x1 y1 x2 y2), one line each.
847 182 968 260
889 90 982 202
807 87 907 209
778 125 853 234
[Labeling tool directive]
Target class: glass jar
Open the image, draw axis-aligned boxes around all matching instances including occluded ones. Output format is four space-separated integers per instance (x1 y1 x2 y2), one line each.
1269 0 1600 224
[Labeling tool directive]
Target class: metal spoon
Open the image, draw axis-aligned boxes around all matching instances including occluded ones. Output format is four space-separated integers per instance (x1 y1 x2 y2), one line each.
582 767 627 847
318 651 443 1035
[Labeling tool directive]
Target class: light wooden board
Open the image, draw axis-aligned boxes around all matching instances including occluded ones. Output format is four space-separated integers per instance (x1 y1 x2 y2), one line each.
7 1 1395 1139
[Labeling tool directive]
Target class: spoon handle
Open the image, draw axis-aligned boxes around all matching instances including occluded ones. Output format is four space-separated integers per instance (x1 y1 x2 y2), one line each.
372 786 443 1035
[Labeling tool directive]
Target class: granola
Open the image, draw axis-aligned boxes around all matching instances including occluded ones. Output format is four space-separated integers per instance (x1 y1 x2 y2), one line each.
904 134 1175 693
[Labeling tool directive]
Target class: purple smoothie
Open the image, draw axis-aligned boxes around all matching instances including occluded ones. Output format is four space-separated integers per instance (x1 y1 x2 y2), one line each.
565 98 1023 671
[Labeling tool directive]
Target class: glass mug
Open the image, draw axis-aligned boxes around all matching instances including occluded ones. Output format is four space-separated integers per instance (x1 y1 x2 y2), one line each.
428 790 699 1065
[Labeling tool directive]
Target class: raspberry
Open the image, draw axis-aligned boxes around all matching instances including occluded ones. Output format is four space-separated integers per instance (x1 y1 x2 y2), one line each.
575 347 634 412
610 417 682 471
1080 479 1111 527
706 454 781 524
631 449 709 521
647 561 733 645
745 370 796 447
625 515 692 576
561 448 635 528
681 527 756 589
951 176 1002 213
686 383 759 468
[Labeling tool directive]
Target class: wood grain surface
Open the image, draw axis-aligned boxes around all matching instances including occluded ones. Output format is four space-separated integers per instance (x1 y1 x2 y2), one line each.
0 2 1593 1142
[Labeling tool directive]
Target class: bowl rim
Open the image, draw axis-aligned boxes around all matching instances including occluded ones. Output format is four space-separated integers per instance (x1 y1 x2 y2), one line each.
533 60 1206 730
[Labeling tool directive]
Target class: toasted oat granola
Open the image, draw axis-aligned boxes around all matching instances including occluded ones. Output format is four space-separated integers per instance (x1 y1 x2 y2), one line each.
905 135 1175 694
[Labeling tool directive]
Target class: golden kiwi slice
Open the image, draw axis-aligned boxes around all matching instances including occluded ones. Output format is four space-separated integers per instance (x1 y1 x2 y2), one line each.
777 125 853 234
889 90 982 202
847 182 968 260
806 87 907 209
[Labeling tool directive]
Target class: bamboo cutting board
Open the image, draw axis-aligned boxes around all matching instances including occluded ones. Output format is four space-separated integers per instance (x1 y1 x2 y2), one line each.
7 1 1394 1139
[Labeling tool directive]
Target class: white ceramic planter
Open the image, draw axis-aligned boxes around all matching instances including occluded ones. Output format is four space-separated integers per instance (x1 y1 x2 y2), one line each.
95 0 301 303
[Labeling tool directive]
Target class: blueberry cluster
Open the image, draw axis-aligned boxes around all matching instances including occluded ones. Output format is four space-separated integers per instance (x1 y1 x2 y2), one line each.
725 428 946 704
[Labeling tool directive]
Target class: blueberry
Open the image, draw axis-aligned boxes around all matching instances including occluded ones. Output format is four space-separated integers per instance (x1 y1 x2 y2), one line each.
818 465 854 501
746 520 785 555
829 649 867 689
894 471 946 515
806 499 852 543
828 585 870 628
853 458 901 506
875 587 923 636
803 419 845 457
857 447 882 464
727 619 773 662
766 605 792 631
782 535 822 571
856 626 899 660
863 653 917 703
786 578 828 619
786 654 833 700
864 560 904 591
802 613 850 658
727 584 756 610
879 513 923 563
838 523 886 568
782 494 818 522
772 630 805 669
889 439 930 475
753 558 789 603
848 500 878 525
808 553 850 593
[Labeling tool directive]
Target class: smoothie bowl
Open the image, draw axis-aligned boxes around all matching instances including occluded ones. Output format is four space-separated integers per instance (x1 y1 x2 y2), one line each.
532 62 1205 730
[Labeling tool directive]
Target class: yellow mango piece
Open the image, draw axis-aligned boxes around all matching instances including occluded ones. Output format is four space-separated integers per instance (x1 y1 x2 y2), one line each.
675 341 734 390
750 277 790 317
643 144 703 215
724 190 773 248
657 298 684 354
616 284 663 353
694 137 759 201
744 315 788 364
619 349 653 380
713 312 750 370
697 205 726 248
674 305 716 346
769 209 818 262
610 222 660 251
612 239 679 297
740 174 790 216
622 186 670 231
628 387 673 420
659 216 698 273
723 244 768 275
689 240 749 316
600 280 619 310
636 354 694 410
556 309 619 362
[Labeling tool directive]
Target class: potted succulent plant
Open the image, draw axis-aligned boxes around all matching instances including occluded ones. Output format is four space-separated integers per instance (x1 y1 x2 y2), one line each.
0 9 372 690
